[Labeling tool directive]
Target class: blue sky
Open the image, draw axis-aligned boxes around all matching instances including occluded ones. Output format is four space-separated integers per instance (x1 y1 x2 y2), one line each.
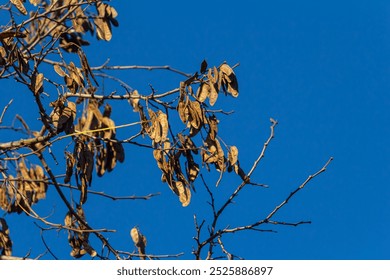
2 0 390 259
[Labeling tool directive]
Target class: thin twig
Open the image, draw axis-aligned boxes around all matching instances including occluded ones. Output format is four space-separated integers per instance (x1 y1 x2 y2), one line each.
0 99 13 124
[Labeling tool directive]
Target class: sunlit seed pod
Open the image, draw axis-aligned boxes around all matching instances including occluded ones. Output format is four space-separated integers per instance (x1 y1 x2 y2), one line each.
228 146 239 166
10 0 27 15
197 82 210 103
130 227 140 245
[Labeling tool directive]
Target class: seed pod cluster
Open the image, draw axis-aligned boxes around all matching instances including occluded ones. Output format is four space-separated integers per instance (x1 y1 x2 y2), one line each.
146 109 169 144
65 205 97 258
0 161 48 214
140 62 244 206
54 62 85 94
65 101 124 204
50 98 76 134
95 2 118 41
196 63 239 106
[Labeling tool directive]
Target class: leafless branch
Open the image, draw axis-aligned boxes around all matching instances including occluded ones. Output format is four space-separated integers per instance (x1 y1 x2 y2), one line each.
0 99 13 124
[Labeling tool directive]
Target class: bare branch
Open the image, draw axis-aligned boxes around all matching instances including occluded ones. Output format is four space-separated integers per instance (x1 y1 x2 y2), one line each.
0 99 13 124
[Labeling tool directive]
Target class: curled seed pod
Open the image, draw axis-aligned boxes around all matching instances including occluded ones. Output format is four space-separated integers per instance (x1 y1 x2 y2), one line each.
228 146 239 166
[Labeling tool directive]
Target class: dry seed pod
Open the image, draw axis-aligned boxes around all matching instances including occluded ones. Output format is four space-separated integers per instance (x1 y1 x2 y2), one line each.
29 0 40 5
147 109 157 140
102 117 115 139
228 146 239 166
10 0 27 15
57 102 76 134
208 67 219 106
197 82 210 103
175 181 191 207
130 227 147 259
0 46 6 66
177 100 188 124
105 142 116 172
208 116 218 140
65 151 75 183
200 59 208 74
129 90 140 112
130 227 140 245
0 218 12 256
187 161 199 182
64 212 73 227
220 63 239 97
54 64 66 77
95 145 106 177
114 142 125 163
31 72 44 94
0 186 9 212
157 111 168 142
215 138 225 172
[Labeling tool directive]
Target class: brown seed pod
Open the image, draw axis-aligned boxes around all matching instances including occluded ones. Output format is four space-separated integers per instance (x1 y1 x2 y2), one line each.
228 146 239 166
10 0 27 15
219 63 239 97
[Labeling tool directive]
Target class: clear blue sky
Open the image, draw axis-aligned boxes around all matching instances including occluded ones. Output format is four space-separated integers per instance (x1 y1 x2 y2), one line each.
2 0 390 259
